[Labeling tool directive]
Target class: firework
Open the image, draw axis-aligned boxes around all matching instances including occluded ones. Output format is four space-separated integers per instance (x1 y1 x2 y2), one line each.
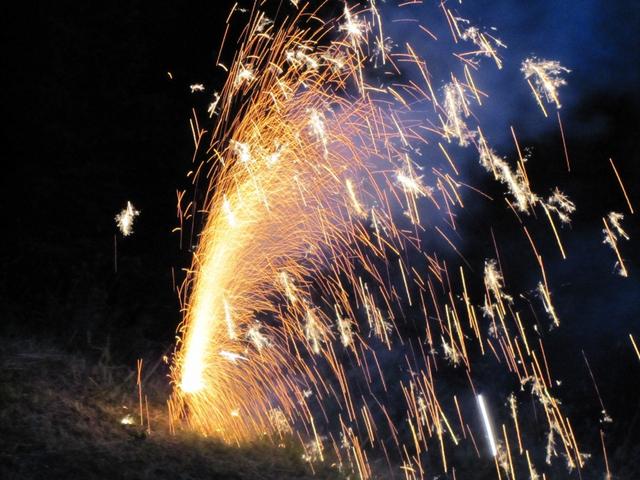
522 58 571 116
115 201 140 237
602 211 630 277
167 2 630 478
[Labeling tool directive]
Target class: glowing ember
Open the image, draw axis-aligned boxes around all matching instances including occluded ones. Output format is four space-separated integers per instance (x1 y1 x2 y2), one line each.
120 412 136 425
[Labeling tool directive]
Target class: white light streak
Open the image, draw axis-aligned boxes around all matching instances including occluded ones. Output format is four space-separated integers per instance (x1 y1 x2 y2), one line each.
477 394 498 457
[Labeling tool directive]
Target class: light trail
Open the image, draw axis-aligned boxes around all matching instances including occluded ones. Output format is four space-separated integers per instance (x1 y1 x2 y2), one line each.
477 394 498 458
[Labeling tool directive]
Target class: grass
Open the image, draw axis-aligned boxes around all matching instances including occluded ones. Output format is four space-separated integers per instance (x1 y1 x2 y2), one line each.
0 338 345 480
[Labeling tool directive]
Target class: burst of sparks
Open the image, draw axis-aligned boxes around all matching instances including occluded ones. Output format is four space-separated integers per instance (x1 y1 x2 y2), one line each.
603 211 630 277
166 2 628 478
115 201 140 236
522 58 571 115
208 92 221 117
441 80 475 147
456 17 505 69
339 5 366 40
235 64 255 87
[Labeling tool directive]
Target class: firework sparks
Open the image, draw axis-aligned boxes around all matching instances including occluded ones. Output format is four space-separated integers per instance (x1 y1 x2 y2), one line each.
339 4 366 40
456 17 505 69
166 2 629 478
207 92 221 117
478 134 538 213
115 201 140 237
522 58 571 116
441 80 475 147
603 211 630 277
477 394 498 457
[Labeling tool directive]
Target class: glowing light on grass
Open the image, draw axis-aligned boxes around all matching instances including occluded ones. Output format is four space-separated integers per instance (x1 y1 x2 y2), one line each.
120 414 135 425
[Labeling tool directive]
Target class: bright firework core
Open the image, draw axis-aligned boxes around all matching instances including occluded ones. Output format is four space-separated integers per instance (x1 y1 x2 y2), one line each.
167 1 631 478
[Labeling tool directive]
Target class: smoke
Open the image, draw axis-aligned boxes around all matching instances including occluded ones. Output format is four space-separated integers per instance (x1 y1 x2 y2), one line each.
377 0 637 149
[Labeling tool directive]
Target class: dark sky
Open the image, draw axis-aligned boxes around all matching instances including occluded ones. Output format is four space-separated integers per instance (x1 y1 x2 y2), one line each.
3 1 232 353
2 1 639 477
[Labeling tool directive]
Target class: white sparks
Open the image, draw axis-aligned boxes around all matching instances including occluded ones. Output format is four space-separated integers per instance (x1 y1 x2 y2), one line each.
279 271 298 304
545 188 576 224
442 81 475 146
346 179 366 217
337 314 353 347
479 137 538 213
235 64 255 87
605 211 629 241
339 5 366 40
265 142 285 166
603 211 630 277
545 428 558 465
115 201 140 236
231 140 252 164
255 15 273 33
223 298 236 340
457 18 506 69
219 350 248 362
247 323 270 352
537 282 560 329
484 259 512 303
396 167 432 198
522 58 570 113
442 337 462 366
207 92 221 117
268 408 292 435
286 47 320 70
483 259 513 323
372 36 395 68
223 195 237 227
305 308 325 354
308 109 329 157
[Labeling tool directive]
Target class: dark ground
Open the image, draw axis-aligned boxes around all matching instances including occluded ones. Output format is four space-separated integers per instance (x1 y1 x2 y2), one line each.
0 339 344 480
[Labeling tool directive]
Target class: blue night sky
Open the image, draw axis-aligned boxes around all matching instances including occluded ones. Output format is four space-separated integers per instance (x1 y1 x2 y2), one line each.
378 0 639 147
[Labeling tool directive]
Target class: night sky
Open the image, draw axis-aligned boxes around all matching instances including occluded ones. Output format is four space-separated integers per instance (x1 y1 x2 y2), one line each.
3 1 639 478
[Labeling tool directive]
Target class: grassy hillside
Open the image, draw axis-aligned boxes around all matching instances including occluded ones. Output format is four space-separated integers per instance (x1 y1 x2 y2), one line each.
0 338 344 480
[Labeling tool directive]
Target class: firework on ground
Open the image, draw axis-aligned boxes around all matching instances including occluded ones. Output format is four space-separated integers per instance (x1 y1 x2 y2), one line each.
168 2 632 478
